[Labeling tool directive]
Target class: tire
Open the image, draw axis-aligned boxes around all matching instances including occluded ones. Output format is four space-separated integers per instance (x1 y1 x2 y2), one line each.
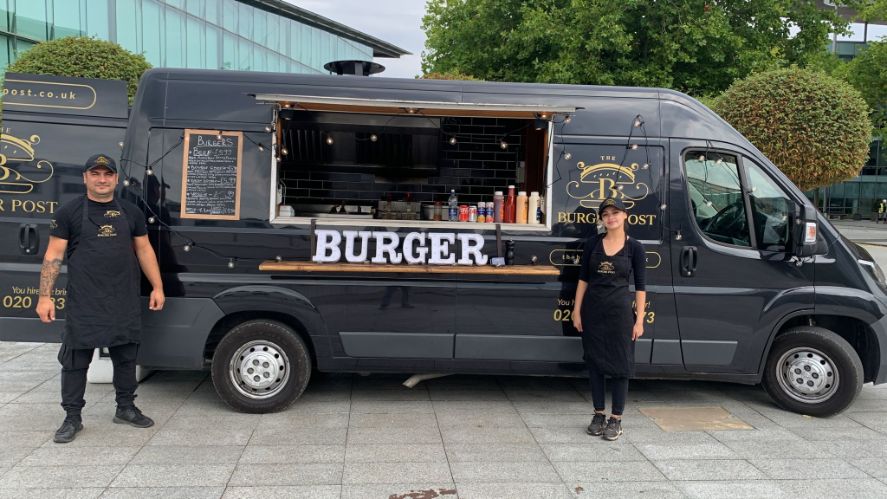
762 326 863 417
211 319 311 413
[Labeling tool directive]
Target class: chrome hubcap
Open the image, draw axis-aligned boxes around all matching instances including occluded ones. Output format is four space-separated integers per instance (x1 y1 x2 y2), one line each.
776 347 838 404
229 340 290 399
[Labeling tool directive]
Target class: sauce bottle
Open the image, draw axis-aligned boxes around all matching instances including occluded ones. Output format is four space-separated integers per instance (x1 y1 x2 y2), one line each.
503 185 516 223
493 192 504 223
527 191 540 225
516 191 528 224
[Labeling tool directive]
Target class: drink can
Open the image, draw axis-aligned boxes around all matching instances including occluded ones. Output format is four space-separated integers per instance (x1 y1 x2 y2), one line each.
486 202 495 222
468 205 478 222
459 204 469 222
477 204 486 223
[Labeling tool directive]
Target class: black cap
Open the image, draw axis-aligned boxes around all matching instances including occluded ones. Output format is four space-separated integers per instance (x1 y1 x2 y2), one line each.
598 197 627 216
84 153 117 173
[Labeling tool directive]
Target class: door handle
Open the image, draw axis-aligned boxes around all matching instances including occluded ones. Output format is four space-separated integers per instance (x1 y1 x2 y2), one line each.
19 224 39 256
680 246 698 277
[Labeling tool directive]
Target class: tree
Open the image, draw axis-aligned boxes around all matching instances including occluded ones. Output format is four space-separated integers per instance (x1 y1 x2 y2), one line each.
839 40 887 135
713 68 872 191
7 36 151 102
422 0 849 96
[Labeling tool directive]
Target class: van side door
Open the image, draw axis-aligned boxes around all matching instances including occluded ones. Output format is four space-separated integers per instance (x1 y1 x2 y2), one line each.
668 141 814 373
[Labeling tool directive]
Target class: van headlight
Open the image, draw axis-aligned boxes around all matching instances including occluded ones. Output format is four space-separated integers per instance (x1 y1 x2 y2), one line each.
859 259 887 292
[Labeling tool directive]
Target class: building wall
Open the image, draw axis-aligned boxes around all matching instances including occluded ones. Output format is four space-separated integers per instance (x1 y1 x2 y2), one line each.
0 0 375 73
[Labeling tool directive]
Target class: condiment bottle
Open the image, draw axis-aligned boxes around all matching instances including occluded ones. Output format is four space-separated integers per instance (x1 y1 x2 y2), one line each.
527 191 540 225
493 191 504 223
516 191 528 224
503 185 516 223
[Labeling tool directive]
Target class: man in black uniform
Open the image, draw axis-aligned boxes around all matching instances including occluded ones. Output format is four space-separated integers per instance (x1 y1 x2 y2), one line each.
36 154 165 444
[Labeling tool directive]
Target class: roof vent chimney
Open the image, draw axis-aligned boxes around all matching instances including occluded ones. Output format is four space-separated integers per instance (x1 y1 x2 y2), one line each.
324 60 385 76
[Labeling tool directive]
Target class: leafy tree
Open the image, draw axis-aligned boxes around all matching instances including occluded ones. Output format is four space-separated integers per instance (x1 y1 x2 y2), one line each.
7 36 151 102
713 68 872 191
422 0 848 96
420 70 479 80
838 40 887 135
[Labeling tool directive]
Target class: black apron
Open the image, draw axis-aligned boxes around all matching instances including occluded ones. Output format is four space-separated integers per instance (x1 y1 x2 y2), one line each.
63 196 141 348
580 235 635 377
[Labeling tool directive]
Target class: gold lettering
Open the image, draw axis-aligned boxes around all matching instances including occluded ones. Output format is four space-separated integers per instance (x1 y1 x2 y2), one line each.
0 199 5 212
8 199 57 214
556 211 599 224
597 178 618 200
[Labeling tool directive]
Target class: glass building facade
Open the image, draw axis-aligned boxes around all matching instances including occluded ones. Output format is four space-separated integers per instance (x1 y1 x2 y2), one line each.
0 0 407 74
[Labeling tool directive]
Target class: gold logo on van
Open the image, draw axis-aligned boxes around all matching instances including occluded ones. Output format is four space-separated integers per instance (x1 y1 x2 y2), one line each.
566 161 650 209
97 224 117 238
0 133 54 195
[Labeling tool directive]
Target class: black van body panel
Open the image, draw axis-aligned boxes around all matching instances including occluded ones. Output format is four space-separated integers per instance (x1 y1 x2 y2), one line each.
139 297 224 369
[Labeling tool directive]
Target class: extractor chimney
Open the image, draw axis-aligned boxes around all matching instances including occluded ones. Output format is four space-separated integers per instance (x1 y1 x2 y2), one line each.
324 60 385 76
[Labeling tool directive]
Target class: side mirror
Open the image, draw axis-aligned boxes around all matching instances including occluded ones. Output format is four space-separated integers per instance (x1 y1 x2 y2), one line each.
792 204 818 257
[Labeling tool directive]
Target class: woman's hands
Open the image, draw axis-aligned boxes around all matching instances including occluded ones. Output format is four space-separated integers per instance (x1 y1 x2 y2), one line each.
572 309 582 333
632 321 644 341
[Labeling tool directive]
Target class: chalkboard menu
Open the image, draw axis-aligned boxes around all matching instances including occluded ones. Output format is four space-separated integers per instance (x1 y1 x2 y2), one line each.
180 129 243 220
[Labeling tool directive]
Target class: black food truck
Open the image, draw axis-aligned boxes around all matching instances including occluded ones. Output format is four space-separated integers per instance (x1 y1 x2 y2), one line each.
2 69 886 417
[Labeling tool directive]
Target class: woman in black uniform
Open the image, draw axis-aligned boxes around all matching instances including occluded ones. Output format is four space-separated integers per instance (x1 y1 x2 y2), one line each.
572 197 646 441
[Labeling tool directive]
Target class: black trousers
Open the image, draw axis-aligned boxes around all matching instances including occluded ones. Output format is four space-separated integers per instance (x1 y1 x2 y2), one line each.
587 360 629 416
58 342 139 418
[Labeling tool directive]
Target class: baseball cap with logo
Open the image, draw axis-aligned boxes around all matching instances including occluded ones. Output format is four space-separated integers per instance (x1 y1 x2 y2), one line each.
83 153 118 174
598 197 627 216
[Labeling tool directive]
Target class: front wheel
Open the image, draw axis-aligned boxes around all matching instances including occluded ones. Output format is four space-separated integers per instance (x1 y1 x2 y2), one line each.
211 320 311 413
762 326 863 417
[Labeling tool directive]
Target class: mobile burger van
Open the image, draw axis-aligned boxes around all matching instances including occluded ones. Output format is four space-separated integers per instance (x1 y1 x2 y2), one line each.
2 69 886 417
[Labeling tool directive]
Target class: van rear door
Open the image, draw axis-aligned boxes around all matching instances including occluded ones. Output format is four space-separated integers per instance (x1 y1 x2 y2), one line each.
0 74 128 342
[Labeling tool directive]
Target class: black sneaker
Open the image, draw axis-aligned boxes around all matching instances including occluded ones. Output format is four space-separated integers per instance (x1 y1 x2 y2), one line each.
113 405 154 428
603 417 623 441
586 413 607 436
53 417 83 444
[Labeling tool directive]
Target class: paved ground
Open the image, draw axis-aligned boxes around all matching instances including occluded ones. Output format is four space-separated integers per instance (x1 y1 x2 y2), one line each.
1 223 887 498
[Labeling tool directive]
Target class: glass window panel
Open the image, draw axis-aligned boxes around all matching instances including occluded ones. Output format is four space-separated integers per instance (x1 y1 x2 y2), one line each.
266 11 279 54
166 0 184 8
685 152 751 247
141 0 162 66
205 24 219 69
85 0 110 39
186 16 203 68
744 159 793 251
237 2 251 39
252 7 266 45
878 140 887 167
115 0 139 53
0 1 9 31
165 8 185 67
253 46 266 71
204 0 218 25
302 25 314 69
221 0 235 32
15 1 48 40
185 0 202 16
238 38 251 69
53 0 83 39
0 35 10 70
289 20 300 57
15 39 36 59
222 31 236 69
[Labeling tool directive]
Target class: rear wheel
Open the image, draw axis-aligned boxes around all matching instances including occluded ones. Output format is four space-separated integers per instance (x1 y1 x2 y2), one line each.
762 326 863 417
211 320 311 413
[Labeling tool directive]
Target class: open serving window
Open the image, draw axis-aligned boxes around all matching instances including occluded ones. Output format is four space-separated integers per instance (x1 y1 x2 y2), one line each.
255 94 576 231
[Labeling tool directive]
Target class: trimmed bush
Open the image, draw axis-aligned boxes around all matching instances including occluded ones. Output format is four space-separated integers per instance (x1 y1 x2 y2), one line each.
714 68 872 191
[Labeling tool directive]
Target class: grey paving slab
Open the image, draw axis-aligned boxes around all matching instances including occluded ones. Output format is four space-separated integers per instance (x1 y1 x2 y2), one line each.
450 461 562 483
161 414 260 430
504 389 589 403
20 446 139 466
512 401 593 415
456 483 572 499
445 443 548 463
248 428 347 446
348 400 434 414
346 426 442 445
529 427 595 444
227 463 343 486
431 400 517 413
110 464 235 488
0 430 51 447
425 376 503 391
346 412 437 428
751 458 868 479
570 481 684 498
541 442 646 462
350 389 430 402
822 439 887 458
341 461 453 484
776 478 887 496
146 427 255 447
130 445 245 465
0 447 34 468
428 389 511 401
788 424 885 441
0 488 104 499
0 465 122 488
851 457 887 479
239 445 345 464
340 484 456 499
277 400 351 414
653 459 766 481
723 439 831 459
40 424 158 448
847 411 887 431
221 485 340 499
257 411 349 429
436 411 527 428
345 443 446 463
554 460 666 482
101 487 224 499
705 426 803 442
634 440 738 460
676 480 786 499
441 425 536 444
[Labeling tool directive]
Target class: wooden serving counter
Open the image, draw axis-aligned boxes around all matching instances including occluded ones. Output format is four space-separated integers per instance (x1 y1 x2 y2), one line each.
258 261 561 276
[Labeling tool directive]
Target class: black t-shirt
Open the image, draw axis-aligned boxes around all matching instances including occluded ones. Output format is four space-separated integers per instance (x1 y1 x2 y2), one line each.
50 197 147 259
578 234 646 291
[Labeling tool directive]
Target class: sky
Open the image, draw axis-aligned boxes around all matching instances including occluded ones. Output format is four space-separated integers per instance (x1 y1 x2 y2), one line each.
290 1 887 80
291 0 428 79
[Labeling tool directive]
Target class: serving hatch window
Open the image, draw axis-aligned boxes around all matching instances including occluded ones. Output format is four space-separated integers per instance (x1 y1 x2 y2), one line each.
260 95 574 230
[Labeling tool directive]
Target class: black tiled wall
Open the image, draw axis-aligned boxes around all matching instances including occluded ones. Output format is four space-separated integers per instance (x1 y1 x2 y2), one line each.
280 117 525 207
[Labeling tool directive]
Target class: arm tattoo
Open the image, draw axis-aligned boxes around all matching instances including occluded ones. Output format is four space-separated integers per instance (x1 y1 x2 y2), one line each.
39 258 63 297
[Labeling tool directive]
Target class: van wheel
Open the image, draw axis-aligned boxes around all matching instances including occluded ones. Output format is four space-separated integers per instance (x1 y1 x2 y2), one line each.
762 326 863 417
211 320 311 413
